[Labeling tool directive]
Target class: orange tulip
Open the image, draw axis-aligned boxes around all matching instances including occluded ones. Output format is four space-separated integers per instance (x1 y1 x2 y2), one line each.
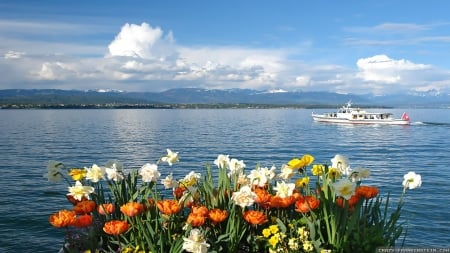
295 196 320 213
49 210 77 228
208 208 228 224
356 185 379 199
120 202 144 217
243 210 268 225
270 195 296 208
103 220 130 236
191 205 209 216
187 213 207 227
156 199 182 215
173 187 186 199
98 203 115 215
292 191 303 201
147 198 155 207
73 200 96 215
253 187 272 209
336 197 358 212
73 214 93 228
348 195 361 206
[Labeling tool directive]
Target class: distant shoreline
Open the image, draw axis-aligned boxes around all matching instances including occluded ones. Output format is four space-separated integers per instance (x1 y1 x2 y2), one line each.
0 103 316 109
0 103 420 109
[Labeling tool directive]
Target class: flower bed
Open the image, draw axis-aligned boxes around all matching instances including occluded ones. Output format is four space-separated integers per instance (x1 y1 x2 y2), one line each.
46 150 421 253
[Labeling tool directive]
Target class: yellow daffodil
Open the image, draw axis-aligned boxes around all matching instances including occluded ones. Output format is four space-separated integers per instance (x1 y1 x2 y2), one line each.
312 164 325 176
301 154 314 166
327 167 341 180
287 158 303 170
69 168 87 181
295 176 310 188
288 154 314 170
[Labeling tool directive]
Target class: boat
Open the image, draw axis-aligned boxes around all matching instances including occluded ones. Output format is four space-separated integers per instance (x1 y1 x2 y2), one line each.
311 102 410 125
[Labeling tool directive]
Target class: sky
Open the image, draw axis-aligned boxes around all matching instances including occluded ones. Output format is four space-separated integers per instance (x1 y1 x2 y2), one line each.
1 0 450 95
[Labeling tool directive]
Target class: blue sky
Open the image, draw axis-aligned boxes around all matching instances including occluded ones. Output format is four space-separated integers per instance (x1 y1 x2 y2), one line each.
1 0 450 95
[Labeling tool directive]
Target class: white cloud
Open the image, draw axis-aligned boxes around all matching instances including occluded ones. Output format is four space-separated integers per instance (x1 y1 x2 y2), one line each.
294 75 311 87
2 20 450 94
356 54 430 83
4 50 25 59
108 22 176 60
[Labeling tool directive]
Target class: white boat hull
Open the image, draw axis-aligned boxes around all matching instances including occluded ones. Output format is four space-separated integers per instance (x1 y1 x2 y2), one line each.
312 114 410 125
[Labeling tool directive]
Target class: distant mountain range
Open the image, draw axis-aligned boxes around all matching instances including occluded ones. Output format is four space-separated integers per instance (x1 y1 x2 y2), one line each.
1 88 449 108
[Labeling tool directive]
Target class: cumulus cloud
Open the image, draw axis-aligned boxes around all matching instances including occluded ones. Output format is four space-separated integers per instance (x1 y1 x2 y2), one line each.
108 22 176 60
356 54 430 83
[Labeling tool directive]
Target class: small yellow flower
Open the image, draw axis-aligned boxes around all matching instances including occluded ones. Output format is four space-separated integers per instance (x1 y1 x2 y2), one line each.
288 238 299 250
298 226 309 241
269 224 279 234
312 164 325 176
262 228 272 238
295 176 310 188
303 241 314 252
268 233 280 248
69 168 86 181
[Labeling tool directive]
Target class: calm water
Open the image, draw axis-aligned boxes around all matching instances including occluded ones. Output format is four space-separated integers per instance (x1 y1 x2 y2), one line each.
0 108 449 252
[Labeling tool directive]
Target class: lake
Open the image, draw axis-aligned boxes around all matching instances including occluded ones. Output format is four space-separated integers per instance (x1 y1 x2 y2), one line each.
0 108 449 252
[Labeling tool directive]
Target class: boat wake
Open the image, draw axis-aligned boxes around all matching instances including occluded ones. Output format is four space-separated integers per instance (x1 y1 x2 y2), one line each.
411 121 450 127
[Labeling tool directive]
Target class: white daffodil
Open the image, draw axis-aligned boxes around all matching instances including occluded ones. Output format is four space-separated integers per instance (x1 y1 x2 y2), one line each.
228 158 246 177
161 173 177 189
273 181 296 198
67 181 94 200
179 185 198 204
247 167 269 187
278 164 296 180
236 172 249 186
263 165 277 181
182 228 210 253
139 163 160 183
180 171 201 187
351 167 370 182
105 162 124 182
214 154 230 169
333 178 356 200
231 185 256 208
331 154 351 176
44 160 64 182
85 164 105 183
402 171 422 190
160 149 179 166
105 160 123 171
